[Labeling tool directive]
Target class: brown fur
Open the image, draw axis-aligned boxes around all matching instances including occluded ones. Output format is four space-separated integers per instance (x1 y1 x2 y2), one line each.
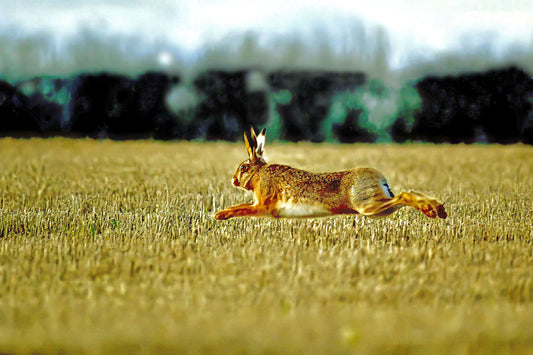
215 128 447 220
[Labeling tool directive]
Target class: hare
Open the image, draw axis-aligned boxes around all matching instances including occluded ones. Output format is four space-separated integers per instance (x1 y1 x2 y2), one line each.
214 128 447 220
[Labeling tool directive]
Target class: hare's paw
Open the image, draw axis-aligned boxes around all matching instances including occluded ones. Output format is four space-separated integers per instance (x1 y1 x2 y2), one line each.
214 209 232 220
420 203 437 218
436 203 447 219
419 199 447 219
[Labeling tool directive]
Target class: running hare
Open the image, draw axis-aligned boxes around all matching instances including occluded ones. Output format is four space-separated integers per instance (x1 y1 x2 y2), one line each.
214 128 447 220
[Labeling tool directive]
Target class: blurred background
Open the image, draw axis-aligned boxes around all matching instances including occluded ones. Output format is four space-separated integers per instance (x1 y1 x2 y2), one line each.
0 0 532 143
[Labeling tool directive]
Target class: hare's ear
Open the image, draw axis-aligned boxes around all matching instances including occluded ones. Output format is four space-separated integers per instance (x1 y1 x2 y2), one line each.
250 127 257 150
250 127 258 143
244 130 254 159
255 128 266 158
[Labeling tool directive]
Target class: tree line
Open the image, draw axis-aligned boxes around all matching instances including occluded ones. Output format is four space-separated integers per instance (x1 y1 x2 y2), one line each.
0 66 531 143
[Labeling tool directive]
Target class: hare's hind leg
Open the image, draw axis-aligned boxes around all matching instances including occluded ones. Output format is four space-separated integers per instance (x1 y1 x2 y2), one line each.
398 191 447 218
357 191 447 219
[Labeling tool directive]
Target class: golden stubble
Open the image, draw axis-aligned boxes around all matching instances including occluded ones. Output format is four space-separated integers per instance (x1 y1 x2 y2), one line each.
0 138 532 353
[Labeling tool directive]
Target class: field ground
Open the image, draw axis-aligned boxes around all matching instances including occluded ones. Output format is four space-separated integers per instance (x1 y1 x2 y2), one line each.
0 138 532 354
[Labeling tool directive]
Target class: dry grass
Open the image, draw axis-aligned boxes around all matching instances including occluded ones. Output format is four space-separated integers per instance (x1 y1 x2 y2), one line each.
0 138 532 354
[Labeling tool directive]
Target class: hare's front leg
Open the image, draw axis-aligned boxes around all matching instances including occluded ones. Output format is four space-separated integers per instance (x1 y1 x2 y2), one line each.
214 203 267 220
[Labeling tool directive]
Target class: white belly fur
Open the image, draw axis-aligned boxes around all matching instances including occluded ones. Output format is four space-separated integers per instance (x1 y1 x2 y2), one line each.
275 202 331 218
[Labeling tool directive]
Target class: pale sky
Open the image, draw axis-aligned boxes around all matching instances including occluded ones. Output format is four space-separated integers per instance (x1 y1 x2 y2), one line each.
0 0 532 78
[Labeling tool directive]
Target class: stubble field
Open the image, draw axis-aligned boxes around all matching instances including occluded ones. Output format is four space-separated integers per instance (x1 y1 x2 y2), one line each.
0 138 532 354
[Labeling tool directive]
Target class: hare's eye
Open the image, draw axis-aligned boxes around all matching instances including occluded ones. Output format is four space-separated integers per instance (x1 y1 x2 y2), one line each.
240 165 249 172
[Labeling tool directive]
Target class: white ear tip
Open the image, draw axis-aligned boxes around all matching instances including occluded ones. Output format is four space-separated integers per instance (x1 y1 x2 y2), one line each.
256 135 265 153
